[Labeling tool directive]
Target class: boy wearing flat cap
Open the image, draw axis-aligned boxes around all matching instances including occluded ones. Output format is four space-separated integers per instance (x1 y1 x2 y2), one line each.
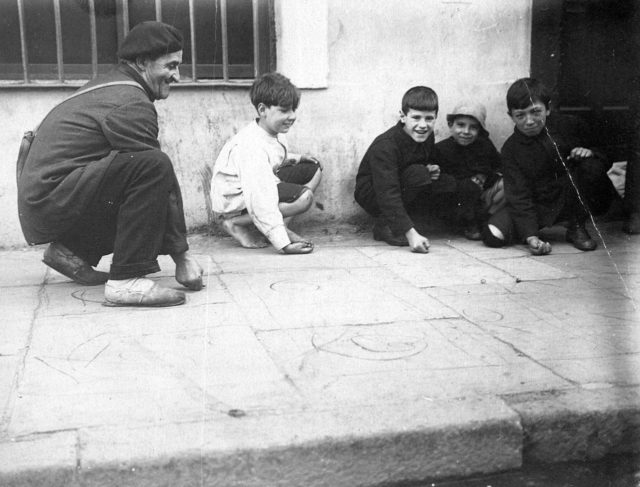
18 21 204 307
435 101 508 244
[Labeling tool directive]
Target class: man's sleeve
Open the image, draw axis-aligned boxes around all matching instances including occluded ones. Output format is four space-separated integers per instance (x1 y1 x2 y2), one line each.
102 100 161 151
369 141 414 235
233 146 290 250
502 144 538 240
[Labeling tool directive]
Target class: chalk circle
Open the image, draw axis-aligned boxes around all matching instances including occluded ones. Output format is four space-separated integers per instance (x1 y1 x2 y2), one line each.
312 330 428 361
270 280 320 292
462 307 504 322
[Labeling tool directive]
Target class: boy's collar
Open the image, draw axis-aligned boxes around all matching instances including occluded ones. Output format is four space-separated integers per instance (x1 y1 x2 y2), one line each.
254 119 279 138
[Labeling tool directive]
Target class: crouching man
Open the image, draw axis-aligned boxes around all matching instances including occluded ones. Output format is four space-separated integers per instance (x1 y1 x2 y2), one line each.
17 21 203 307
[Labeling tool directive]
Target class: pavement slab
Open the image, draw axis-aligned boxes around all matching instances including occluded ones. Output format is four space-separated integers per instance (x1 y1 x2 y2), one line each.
0 223 639 486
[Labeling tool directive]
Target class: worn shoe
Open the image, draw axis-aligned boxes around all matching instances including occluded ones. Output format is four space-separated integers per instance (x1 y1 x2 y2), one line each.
373 222 409 246
104 277 186 307
43 242 109 286
622 212 640 235
566 225 597 251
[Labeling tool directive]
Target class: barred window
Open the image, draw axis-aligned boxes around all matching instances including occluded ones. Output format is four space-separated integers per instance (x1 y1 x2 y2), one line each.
0 0 274 86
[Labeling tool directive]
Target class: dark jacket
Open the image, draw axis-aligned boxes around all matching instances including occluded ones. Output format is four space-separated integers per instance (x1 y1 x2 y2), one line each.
502 112 607 240
18 63 159 244
435 135 501 184
354 122 437 235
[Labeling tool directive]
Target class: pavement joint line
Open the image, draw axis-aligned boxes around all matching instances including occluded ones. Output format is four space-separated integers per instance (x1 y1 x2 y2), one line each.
0 278 47 440
463 318 582 387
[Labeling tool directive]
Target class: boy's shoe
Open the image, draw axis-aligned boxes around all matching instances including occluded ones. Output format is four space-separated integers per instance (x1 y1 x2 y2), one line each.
622 212 640 235
565 224 597 251
43 242 109 286
373 222 409 246
463 224 482 241
104 277 185 307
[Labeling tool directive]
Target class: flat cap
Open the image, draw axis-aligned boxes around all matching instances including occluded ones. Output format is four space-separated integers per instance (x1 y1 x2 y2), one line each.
118 21 183 61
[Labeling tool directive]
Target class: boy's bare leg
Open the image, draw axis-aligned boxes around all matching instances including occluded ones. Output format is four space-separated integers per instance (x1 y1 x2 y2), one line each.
220 215 269 249
303 167 323 193
279 189 314 245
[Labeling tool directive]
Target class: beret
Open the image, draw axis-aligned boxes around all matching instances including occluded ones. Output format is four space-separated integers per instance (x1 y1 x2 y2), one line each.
118 21 183 61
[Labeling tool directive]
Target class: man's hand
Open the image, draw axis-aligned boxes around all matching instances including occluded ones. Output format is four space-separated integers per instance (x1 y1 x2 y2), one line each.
172 251 205 290
526 236 552 256
426 164 440 181
405 228 430 253
568 147 593 160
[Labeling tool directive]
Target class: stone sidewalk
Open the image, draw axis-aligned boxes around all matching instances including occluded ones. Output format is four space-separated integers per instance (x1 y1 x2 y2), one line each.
1 222 639 486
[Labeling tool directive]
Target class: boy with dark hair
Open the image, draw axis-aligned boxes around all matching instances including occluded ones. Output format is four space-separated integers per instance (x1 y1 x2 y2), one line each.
354 86 456 253
435 101 506 241
210 72 322 254
498 77 614 255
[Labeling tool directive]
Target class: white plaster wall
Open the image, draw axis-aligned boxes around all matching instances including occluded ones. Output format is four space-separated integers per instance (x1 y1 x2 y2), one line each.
0 0 531 248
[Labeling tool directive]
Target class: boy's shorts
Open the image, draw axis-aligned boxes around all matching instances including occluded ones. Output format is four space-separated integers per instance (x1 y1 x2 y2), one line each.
218 160 320 219
276 160 320 203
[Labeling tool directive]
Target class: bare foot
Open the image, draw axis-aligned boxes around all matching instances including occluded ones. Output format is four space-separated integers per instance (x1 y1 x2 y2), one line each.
222 220 269 249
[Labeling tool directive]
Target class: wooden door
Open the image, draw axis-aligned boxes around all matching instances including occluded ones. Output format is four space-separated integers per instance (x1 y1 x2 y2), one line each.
531 0 639 162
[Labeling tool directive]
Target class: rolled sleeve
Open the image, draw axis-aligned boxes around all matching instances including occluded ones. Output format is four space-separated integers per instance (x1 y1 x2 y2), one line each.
233 146 290 250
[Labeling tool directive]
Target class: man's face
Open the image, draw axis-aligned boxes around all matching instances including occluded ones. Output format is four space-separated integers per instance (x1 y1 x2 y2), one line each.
400 108 437 143
509 101 550 137
258 103 297 135
140 50 182 100
450 115 481 146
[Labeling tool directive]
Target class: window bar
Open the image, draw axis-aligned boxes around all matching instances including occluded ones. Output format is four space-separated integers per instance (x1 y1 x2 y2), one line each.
16 0 29 83
252 0 259 78
121 0 130 36
189 0 196 80
220 0 229 81
155 0 162 21
53 0 64 82
88 0 98 78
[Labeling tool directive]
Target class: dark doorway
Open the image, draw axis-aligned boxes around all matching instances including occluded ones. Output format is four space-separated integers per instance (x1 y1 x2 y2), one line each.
531 0 639 162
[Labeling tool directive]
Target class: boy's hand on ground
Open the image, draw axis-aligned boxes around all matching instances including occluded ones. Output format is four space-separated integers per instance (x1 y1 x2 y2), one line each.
426 164 440 181
568 147 593 160
526 236 552 256
280 241 314 254
406 228 430 253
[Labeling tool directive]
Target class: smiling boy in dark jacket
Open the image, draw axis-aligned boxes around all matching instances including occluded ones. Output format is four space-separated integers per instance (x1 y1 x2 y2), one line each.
354 86 456 253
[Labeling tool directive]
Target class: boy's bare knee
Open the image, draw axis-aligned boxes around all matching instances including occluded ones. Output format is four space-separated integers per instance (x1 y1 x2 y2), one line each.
297 188 314 210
